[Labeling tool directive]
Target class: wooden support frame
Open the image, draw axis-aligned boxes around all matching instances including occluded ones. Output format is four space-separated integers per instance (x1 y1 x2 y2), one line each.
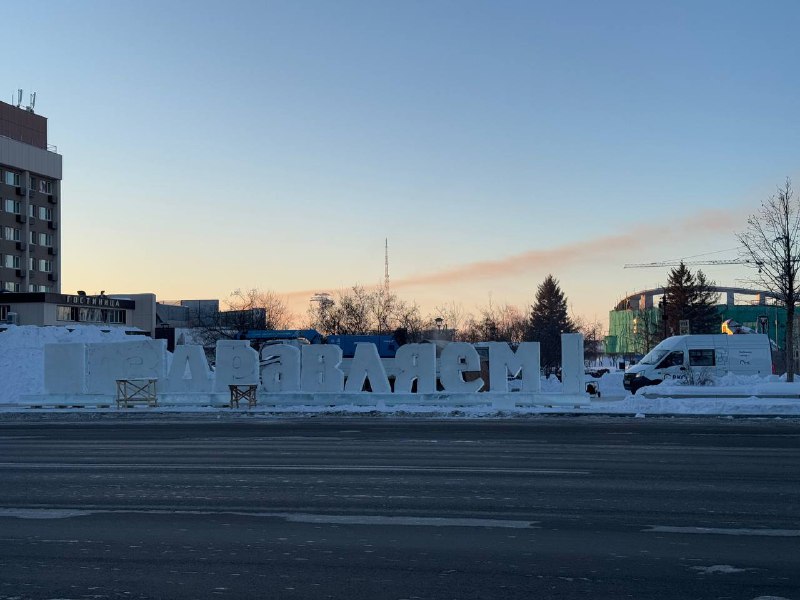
229 384 258 408
116 379 158 409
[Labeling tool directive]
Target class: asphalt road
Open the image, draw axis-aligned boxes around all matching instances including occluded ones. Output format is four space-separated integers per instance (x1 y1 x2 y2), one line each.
0 415 798 599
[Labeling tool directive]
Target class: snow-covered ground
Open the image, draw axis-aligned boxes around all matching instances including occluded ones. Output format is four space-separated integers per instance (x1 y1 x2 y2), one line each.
1 325 799 417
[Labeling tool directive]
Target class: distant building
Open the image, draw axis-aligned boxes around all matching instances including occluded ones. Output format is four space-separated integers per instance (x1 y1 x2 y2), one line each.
606 286 788 357
0 99 62 293
0 292 157 336
155 299 266 351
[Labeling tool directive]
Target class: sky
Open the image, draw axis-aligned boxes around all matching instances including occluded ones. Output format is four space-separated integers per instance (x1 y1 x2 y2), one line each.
7 0 800 328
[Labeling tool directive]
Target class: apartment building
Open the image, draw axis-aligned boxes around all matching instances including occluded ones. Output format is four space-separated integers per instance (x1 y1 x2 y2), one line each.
0 99 62 293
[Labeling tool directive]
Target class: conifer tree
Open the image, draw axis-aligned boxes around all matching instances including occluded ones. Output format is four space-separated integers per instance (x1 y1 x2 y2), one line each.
663 262 719 335
527 275 576 372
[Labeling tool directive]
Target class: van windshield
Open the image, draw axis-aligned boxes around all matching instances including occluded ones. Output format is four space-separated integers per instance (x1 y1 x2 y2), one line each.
639 349 669 365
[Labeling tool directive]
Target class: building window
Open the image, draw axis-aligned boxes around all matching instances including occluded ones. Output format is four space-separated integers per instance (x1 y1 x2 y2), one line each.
38 259 52 273
30 230 36 245
4 171 20 186
3 227 19 241
4 199 21 214
29 257 36 271
0 304 8 320
29 204 36 218
3 255 20 269
38 285 49 292
39 179 52 194
56 306 127 325
38 233 52 246
38 206 52 220
1 282 20 292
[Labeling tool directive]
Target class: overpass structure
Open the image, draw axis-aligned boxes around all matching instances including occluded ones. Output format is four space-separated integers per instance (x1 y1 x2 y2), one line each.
617 286 780 312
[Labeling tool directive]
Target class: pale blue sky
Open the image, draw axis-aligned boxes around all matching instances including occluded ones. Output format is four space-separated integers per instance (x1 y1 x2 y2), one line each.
8 0 800 324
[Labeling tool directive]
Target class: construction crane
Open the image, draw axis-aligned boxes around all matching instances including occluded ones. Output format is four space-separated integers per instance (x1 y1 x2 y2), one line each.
624 258 762 269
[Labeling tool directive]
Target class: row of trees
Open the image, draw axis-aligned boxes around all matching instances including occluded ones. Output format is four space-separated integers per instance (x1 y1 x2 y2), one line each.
205 275 590 371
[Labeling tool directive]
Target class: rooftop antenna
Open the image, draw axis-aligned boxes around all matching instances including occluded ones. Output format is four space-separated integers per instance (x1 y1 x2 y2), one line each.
384 238 390 289
26 92 36 113
16 89 22 108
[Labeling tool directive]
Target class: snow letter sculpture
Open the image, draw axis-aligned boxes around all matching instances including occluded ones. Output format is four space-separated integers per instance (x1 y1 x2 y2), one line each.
213 340 260 392
44 343 86 394
393 343 436 393
439 342 483 393
164 345 213 393
344 343 391 393
559 333 584 395
488 342 541 392
301 345 344 392
260 344 301 392
85 339 167 395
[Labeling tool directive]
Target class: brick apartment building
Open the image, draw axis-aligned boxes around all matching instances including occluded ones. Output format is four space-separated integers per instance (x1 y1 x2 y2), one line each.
0 99 62 293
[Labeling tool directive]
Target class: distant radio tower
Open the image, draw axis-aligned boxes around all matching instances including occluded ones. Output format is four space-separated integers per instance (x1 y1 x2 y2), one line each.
384 238 390 289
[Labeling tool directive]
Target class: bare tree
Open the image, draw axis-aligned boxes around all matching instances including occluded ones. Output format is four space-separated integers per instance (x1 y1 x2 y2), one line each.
190 288 294 356
394 299 424 342
228 288 294 330
737 179 800 380
306 285 423 339
430 301 467 337
574 316 605 364
371 285 397 334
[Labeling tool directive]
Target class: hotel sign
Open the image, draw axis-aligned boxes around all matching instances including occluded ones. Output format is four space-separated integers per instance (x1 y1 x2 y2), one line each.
59 295 135 310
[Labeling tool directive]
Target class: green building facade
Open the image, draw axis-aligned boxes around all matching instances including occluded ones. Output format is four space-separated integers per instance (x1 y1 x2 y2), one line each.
607 303 787 357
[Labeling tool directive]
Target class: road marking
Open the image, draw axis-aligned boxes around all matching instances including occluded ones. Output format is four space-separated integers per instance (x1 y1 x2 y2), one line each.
646 525 800 537
260 513 538 528
0 507 537 528
0 462 589 475
691 565 747 574
0 508 93 519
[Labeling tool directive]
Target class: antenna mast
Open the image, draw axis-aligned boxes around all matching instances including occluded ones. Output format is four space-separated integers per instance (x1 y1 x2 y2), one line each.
384 238 390 289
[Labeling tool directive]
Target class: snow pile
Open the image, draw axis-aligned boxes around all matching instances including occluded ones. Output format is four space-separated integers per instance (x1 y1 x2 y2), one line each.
642 372 800 398
0 325 137 403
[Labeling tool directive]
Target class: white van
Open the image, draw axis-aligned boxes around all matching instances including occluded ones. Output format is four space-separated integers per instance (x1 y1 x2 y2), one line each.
623 334 773 393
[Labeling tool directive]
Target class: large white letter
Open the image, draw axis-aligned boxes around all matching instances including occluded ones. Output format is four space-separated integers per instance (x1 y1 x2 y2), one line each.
301 345 344 392
86 340 167 395
560 333 585 395
393 343 436 393
44 343 86 394
165 345 213 393
439 342 483 393
260 344 301 392
488 342 541 392
214 341 260 392
344 343 391 393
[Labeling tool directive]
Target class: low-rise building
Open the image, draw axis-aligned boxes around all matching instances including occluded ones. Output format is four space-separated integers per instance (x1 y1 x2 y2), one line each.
0 291 156 336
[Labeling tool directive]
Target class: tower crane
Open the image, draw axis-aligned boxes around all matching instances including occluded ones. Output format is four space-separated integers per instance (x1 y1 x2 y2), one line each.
624 258 761 269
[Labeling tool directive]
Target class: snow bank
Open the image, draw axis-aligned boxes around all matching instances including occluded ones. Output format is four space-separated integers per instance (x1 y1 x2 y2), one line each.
640 372 800 398
0 326 139 403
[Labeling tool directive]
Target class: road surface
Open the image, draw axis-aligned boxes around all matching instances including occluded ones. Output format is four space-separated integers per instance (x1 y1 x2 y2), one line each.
0 415 798 599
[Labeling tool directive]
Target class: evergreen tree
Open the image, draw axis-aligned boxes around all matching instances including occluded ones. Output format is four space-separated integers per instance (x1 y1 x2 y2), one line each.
527 275 576 371
663 262 719 335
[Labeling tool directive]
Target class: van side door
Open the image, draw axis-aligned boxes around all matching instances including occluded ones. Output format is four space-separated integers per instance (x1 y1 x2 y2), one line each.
688 349 716 383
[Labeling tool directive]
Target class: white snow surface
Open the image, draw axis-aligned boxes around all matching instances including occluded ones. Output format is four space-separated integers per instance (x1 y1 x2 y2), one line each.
0 325 135 403
1 325 800 416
